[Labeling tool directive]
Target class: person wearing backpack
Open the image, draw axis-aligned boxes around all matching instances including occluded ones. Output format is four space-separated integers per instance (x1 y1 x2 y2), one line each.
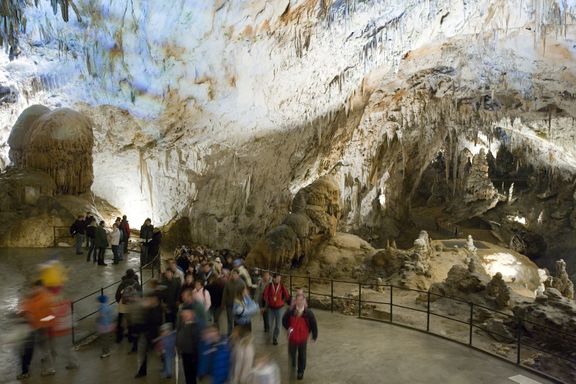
233 287 259 331
282 292 318 381
115 269 140 346
263 274 290 345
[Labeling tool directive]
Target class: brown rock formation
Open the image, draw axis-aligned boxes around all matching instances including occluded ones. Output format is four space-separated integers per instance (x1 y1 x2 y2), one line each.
246 175 341 269
9 106 94 195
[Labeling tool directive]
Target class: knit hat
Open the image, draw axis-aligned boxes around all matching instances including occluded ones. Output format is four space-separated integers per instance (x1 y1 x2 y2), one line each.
97 295 108 303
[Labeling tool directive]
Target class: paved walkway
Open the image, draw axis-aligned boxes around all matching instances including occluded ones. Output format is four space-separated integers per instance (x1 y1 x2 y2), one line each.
0 248 552 384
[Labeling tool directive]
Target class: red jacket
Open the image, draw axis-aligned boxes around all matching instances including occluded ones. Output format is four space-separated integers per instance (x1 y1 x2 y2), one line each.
263 282 290 309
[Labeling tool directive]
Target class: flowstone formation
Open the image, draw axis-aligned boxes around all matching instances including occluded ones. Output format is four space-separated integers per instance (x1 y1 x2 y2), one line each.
8 106 94 195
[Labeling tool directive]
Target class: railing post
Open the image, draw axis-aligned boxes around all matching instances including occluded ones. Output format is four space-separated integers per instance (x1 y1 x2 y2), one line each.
330 279 334 313
70 301 75 345
426 290 431 332
516 316 522 365
100 287 104 297
358 282 362 318
468 302 474 345
389 285 393 323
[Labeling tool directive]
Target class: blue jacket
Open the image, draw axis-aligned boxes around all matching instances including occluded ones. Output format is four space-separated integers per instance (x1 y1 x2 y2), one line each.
97 303 114 333
197 337 231 384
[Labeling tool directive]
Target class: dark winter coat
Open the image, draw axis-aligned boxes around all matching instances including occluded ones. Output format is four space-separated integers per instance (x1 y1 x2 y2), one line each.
94 226 108 248
70 219 86 235
176 321 201 355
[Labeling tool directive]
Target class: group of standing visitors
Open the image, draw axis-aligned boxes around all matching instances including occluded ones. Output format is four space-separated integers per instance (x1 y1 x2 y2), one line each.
70 214 162 266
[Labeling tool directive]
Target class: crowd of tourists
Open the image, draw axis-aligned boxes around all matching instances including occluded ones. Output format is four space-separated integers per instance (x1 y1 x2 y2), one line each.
13 242 319 383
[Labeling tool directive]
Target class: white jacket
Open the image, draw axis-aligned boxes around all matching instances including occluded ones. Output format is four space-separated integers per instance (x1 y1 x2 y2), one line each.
109 227 121 246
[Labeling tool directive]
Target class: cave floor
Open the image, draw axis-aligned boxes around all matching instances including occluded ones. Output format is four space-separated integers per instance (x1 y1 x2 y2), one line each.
0 247 552 384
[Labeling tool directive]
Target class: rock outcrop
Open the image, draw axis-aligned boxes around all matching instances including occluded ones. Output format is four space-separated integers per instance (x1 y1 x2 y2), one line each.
8 106 94 195
545 259 575 300
246 176 341 269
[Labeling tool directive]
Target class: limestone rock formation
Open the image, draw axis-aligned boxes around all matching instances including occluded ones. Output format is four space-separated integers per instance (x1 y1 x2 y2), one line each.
545 259 575 300
8 106 94 195
310 232 375 278
486 272 511 309
246 175 341 269
513 287 576 379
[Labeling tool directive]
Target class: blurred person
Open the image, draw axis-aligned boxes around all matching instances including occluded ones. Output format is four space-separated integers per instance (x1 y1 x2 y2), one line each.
94 220 109 266
233 259 256 289
180 287 208 327
179 273 195 299
198 324 230 384
223 269 246 335
230 325 254 384
176 309 201 384
48 292 79 371
263 274 290 345
192 279 211 313
254 270 272 333
160 269 181 326
114 217 125 261
134 293 163 378
84 212 94 248
282 292 318 380
69 214 86 255
233 287 259 332
97 295 114 358
247 353 281 384
17 280 55 378
154 323 177 379
205 274 224 326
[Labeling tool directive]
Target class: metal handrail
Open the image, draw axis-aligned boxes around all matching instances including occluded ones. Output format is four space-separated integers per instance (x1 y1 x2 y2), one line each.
70 254 160 345
257 267 573 384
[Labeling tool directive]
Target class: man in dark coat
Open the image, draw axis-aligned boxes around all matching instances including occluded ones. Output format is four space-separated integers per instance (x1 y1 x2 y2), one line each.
94 221 108 266
176 309 201 384
70 214 86 255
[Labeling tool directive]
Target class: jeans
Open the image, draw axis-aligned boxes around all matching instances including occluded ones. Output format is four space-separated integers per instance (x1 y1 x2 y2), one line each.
118 242 124 260
112 245 120 263
268 307 284 341
75 234 85 254
289 342 307 374
163 351 175 378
